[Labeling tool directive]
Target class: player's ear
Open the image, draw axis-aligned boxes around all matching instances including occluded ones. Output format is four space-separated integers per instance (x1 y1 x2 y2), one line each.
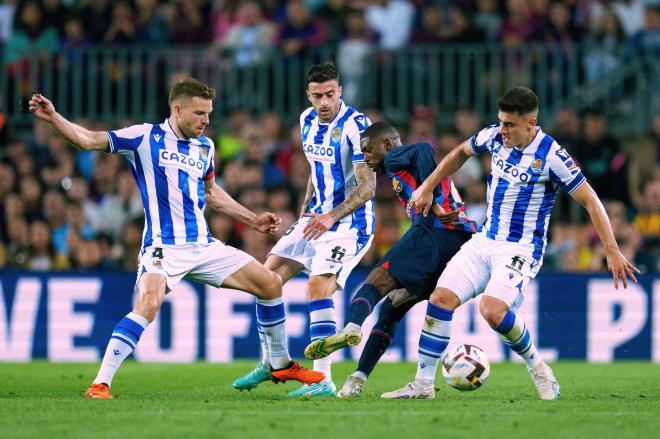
337 85 342 98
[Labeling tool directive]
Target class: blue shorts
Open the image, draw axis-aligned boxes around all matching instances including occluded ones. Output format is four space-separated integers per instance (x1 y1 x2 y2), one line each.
378 224 472 299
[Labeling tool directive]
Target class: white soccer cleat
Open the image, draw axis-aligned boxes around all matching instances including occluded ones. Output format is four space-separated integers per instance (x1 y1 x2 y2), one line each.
381 381 435 400
337 375 365 398
530 361 560 400
304 326 362 360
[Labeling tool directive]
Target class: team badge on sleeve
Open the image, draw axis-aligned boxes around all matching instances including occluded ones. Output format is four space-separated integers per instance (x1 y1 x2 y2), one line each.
531 159 544 174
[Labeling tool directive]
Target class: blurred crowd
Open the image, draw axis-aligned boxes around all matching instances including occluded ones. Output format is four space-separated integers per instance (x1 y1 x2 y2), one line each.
0 0 658 275
1 0 659 67
0 102 658 273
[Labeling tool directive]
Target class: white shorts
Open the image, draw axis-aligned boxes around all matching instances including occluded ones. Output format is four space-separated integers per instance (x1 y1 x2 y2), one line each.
436 233 542 308
138 241 254 291
269 217 373 290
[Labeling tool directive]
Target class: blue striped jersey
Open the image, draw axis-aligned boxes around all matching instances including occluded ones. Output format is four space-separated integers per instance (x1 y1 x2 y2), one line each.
470 124 586 260
106 120 215 249
300 100 375 237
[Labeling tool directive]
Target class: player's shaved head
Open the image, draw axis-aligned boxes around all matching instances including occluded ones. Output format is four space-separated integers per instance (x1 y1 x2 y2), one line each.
497 87 538 116
362 121 400 143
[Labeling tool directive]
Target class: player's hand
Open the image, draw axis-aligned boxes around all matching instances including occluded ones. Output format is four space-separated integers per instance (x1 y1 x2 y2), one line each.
302 212 337 241
604 248 640 290
28 93 57 122
252 212 281 234
432 204 462 225
411 184 434 217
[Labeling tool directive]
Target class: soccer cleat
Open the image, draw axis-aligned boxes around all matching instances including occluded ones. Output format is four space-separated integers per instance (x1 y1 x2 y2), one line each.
381 381 435 400
270 361 325 386
337 375 365 398
84 383 112 399
304 327 362 360
232 363 272 391
530 361 560 400
288 381 337 397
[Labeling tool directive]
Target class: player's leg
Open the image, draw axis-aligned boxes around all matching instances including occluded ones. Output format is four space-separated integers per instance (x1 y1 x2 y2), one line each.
304 265 400 360
222 258 323 387
85 273 166 398
480 263 559 400
288 273 339 396
232 254 304 390
338 290 421 398
382 234 487 399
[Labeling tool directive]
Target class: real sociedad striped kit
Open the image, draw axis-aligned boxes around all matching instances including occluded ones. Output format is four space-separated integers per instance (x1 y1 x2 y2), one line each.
436 124 587 307
106 120 254 290
269 101 374 290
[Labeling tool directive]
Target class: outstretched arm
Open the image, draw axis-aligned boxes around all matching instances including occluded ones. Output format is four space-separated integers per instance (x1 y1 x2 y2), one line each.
302 162 376 240
204 180 281 234
571 182 640 289
411 140 473 216
28 94 109 152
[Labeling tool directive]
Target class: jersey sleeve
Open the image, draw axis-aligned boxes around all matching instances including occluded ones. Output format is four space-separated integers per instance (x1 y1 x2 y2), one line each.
548 145 586 194
347 113 371 163
106 124 149 155
469 124 499 154
202 137 215 181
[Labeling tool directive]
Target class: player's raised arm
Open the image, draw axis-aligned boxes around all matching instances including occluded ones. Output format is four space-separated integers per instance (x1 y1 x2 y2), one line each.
28 93 109 152
303 162 376 241
204 179 281 234
411 139 474 216
570 183 640 289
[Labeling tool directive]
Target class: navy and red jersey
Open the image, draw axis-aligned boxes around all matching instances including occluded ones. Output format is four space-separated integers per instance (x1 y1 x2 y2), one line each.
384 143 477 233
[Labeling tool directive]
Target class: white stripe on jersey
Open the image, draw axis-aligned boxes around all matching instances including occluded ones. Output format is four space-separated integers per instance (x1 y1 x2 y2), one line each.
300 100 374 237
470 125 586 259
107 120 215 249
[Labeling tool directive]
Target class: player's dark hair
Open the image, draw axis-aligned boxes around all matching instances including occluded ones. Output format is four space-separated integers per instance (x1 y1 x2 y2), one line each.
169 78 216 105
306 62 340 85
497 87 539 115
362 121 399 141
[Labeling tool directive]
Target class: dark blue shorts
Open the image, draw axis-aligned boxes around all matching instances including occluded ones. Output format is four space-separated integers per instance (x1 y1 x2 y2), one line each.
378 224 472 299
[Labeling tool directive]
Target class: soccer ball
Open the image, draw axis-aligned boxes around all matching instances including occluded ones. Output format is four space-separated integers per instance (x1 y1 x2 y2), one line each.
441 344 490 391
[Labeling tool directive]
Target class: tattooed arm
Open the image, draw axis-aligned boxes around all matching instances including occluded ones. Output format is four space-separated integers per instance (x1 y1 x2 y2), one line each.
299 176 315 217
302 162 376 240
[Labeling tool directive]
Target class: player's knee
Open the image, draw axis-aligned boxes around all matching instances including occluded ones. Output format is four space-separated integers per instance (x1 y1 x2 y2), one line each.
306 275 334 300
258 271 283 299
134 291 163 322
429 288 460 311
479 297 508 328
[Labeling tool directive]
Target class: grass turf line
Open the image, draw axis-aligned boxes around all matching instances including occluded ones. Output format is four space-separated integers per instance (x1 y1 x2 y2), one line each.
0 361 658 439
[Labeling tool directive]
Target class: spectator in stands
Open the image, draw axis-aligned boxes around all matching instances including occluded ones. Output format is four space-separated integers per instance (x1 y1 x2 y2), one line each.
626 3 660 58
0 0 16 44
216 108 251 163
474 0 502 42
5 214 30 268
95 170 142 241
3 0 59 65
585 9 626 83
337 9 374 106
76 0 111 44
41 0 68 37
61 16 88 65
165 0 213 44
613 0 645 37
19 175 42 222
410 5 444 43
103 0 137 45
219 1 275 67
276 0 327 58
573 108 630 204
135 0 170 44
27 220 69 270
553 106 582 147
73 237 105 271
365 0 415 50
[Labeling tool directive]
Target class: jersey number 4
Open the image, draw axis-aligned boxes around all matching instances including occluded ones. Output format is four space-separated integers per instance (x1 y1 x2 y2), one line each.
152 247 164 259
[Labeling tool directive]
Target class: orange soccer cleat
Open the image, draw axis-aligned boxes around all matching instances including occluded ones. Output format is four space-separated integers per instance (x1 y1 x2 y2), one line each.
84 383 112 399
270 361 325 386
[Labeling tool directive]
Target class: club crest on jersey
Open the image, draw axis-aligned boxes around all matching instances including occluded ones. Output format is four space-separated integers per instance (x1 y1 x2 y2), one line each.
531 159 544 174
392 178 402 193
200 145 207 158
331 127 341 143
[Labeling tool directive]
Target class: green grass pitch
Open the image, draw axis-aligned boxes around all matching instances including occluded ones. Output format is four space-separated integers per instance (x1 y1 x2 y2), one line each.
0 361 657 438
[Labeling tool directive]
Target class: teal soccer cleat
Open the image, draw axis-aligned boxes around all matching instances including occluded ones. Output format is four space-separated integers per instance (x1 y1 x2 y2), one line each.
232 363 271 391
287 381 337 397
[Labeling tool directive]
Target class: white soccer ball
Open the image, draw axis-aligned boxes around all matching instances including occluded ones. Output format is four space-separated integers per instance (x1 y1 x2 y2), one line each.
441 344 490 391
